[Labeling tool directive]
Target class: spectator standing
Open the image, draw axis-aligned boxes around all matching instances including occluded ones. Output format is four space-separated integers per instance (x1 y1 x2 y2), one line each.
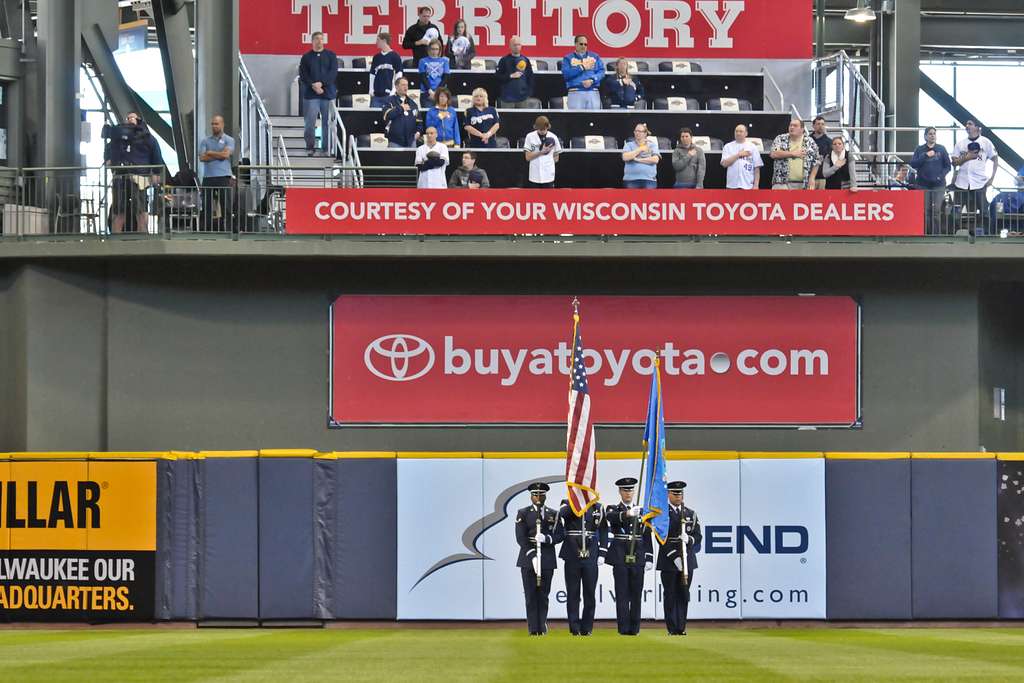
952 119 998 233
104 111 163 233
298 31 337 157
989 165 1024 228
382 78 420 148
464 88 500 148
621 123 661 189
198 115 235 231
721 124 763 190
672 127 705 189
415 126 450 188
603 59 644 109
418 40 450 107
496 37 535 108
369 32 403 109
402 6 442 67
910 126 952 234
524 115 562 188
449 151 491 188
821 137 859 191
810 116 832 189
425 87 461 147
561 35 604 110
769 119 821 189
445 19 476 70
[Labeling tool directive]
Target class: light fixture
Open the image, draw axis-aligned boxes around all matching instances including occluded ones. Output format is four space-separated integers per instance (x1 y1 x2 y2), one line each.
844 1 876 23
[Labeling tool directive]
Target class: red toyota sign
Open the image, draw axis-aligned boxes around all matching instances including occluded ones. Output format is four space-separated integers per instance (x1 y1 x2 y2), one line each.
242 0 812 59
288 189 924 237
330 295 860 426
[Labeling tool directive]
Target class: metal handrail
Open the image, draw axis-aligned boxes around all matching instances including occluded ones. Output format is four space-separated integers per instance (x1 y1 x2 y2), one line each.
277 134 294 187
332 102 348 161
239 53 275 168
761 67 785 113
349 134 364 188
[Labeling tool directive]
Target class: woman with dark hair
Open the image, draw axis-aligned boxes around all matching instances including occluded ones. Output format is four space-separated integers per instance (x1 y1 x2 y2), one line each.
821 136 859 191
672 127 705 189
910 126 952 234
425 87 461 147
445 19 476 69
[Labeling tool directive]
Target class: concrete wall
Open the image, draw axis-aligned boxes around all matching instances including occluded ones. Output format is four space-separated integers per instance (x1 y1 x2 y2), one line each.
0 258 1005 454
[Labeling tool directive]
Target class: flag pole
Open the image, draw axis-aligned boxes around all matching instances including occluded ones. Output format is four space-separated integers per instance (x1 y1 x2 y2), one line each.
627 354 657 565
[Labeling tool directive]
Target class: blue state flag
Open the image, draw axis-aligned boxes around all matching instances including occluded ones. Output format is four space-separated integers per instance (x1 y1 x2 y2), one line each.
642 361 670 544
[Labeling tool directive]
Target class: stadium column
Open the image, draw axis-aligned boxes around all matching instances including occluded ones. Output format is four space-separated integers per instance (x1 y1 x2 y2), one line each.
36 0 81 170
883 0 921 157
196 0 239 169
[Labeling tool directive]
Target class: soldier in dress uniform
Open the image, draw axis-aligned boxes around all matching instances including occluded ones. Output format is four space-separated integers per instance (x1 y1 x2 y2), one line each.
604 477 653 635
557 497 608 636
657 480 702 636
515 482 563 635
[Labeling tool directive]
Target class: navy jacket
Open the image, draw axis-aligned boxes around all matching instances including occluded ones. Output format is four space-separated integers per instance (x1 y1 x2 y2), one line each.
602 76 644 108
515 504 563 571
382 95 419 147
104 124 163 168
656 505 702 572
910 143 952 189
299 49 338 100
604 502 653 568
495 54 534 103
557 501 608 568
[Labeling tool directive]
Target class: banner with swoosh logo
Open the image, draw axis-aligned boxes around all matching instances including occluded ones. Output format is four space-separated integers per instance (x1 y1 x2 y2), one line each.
329 295 860 426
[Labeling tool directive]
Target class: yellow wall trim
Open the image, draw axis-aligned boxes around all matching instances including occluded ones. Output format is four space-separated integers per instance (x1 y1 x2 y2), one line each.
739 451 823 459
996 453 1024 461
398 451 483 459
316 451 397 460
911 452 995 460
826 452 911 460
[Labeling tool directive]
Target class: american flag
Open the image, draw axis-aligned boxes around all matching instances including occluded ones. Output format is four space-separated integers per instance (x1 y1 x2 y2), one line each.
565 307 599 516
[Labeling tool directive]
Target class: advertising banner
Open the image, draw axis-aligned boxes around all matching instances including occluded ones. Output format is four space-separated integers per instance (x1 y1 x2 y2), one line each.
0 461 156 622
241 0 813 59
287 189 924 237
998 458 1024 618
396 455 825 620
330 295 861 427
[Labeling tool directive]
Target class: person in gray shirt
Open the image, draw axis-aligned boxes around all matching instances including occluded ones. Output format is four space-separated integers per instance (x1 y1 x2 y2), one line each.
449 151 491 188
672 127 705 189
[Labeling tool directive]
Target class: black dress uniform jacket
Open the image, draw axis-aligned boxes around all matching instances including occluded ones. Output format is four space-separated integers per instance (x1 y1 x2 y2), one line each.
515 504 562 570
656 505 702 571
604 502 653 566
557 502 608 566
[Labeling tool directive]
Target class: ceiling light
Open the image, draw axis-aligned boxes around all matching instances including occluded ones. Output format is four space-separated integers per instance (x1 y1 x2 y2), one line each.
845 2 877 23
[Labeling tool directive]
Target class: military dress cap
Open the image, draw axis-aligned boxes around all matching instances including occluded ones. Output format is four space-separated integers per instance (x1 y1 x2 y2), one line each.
615 477 638 489
667 481 687 493
528 482 551 494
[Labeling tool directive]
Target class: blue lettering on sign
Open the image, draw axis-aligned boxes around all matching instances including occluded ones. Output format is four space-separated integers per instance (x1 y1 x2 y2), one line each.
695 525 809 554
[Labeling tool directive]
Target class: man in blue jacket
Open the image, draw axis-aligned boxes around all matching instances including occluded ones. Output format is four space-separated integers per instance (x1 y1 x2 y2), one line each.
298 31 337 156
561 35 604 110
382 78 420 148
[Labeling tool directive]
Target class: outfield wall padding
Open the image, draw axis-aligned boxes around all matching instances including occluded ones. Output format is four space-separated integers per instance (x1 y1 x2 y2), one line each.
825 459 912 619
259 458 316 619
201 458 260 619
911 459 998 618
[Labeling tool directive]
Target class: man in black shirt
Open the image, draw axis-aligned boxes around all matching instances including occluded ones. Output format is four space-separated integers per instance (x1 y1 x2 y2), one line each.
401 6 442 67
810 116 832 189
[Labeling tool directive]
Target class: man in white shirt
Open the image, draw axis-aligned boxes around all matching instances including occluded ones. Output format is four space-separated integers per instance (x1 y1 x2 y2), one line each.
414 127 449 189
952 120 998 234
524 115 562 188
720 124 763 189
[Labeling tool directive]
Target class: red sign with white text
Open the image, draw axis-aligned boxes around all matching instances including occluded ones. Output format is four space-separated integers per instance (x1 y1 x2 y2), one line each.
289 189 923 236
241 0 813 59
330 295 860 426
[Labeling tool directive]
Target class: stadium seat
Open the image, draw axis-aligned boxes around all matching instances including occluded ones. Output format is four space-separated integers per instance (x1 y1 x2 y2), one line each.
457 94 474 110
407 89 422 104
548 97 565 109
653 97 700 111
534 59 549 71
570 136 618 150
605 99 648 110
706 97 753 111
495 136 511 148
520 97 543 109
689 136 724 152
351 94 373 109
470 58 487 71
656 137 672 152
351 57 368 69
658 61 702 73
746 137 765 152
337 94 353 107
356 133 389 149
607 59 648 72
403 59 416 70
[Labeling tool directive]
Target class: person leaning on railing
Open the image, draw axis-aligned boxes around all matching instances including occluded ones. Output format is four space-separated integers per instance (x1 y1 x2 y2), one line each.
103 111 163 233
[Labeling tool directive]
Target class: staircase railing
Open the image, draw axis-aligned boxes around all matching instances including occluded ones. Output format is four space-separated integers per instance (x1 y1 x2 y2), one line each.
239 54 274 168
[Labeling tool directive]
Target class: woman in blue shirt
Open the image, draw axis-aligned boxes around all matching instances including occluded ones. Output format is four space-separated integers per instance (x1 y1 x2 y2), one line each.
464 88 500 148
621 123 661 189
910 127 952 234
418 40 450 107
425 87 461 147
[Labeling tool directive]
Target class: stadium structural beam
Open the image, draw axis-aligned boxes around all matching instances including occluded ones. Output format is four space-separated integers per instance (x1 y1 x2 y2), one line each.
884 0 921 157
151 0 194 174
196 0 240 157
920 72 1024 172
37 0 81 170
822 15 1024 51
80 22 175 151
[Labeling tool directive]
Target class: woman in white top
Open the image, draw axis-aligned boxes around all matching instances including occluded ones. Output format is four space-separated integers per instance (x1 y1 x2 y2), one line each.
415 126 450 188
523 115 561 188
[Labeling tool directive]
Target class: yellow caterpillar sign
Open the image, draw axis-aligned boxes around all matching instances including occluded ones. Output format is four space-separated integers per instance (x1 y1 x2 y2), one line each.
0 460 155 621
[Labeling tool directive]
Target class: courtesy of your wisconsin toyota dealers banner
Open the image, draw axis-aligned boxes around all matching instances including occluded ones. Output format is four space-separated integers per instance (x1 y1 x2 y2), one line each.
241 1 813 59
330 295 861 427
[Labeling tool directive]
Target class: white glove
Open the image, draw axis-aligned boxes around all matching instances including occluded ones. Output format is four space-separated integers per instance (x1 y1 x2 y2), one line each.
533 532 545 544
673 557 683 572
645 561 653 572
597 556 605 566
626 505 641 518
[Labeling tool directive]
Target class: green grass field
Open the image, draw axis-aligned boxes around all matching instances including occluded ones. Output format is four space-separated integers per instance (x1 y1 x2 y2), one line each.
1 626 1024 681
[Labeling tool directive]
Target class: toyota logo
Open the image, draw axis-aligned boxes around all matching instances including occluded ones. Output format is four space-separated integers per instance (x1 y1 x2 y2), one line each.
364 334 435 382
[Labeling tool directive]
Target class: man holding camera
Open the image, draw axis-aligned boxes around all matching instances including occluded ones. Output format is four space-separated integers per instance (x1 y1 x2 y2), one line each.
104 111 163 233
